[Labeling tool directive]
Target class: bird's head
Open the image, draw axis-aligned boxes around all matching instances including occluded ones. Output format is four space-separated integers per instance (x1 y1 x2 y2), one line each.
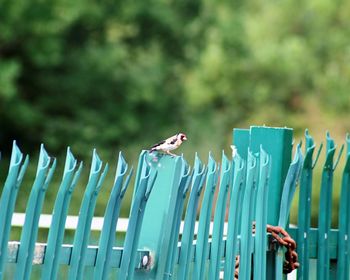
178 133 187 142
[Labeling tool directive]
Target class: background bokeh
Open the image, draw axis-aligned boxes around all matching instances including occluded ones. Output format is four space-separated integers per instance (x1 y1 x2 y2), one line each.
1 0 350 239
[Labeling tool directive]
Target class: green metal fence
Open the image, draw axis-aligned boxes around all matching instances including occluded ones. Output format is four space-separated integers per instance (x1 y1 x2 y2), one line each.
0 126 349 279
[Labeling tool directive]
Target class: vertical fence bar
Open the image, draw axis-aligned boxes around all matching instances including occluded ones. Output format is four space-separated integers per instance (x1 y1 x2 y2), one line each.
209 151 231 280
15 144 56 280
0 142 29 279
317 132 343 280
253 147 270 280
41 148 82 280
239 151 258 280
275 144 303 279
177 154 206 280
119 155 157 280
278 144 303 228
224 153 245 280
297 130 322 280
163 158 192 279
68 150 108 280
193 153 218 280
93 152 132 280
337 134 350 280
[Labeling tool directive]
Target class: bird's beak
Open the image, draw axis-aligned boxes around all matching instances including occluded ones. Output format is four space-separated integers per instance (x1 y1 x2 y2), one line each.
183 136 187 141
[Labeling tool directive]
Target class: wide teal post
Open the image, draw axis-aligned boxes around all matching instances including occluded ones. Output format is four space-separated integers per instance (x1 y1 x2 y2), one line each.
233 126 293 279
249 126 293 225
132 152 186 280
234 126 293 225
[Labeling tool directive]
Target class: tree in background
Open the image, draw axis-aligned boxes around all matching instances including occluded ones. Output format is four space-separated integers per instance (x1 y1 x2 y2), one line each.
1 0 350 159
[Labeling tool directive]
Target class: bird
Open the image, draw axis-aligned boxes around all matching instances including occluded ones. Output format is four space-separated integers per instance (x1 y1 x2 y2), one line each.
149 133 187 156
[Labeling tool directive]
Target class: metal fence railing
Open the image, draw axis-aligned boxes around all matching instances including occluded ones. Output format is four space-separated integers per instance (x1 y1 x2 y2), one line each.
0 126 348 279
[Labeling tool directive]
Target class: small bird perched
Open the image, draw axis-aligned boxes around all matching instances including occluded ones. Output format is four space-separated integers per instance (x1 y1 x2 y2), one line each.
149 133 187 156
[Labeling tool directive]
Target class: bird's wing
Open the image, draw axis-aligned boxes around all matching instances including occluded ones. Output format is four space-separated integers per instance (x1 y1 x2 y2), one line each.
167 135 178 145
150 134 178 150
150 140 166 150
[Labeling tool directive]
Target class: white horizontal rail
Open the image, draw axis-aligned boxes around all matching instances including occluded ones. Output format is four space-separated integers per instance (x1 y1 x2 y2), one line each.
11 213 224 235
11 213 129 232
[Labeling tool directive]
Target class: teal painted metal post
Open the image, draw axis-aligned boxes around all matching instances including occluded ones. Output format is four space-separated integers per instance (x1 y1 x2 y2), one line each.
253 148 270 280
247 126 293 279
239 151 258 280
15 145 56 280
224 153 245 280
132 152 187 280
163 158 192 279
233 129 249 160
177 154 207 280
0 142 28 279
317 132 343 280
249 126 293 225
193 153 218 280
119 154 157 280
297 130 322 280
68 150 108 280
337 134 350 279
94 152 133 280
209 152 231 280
41 148 82 280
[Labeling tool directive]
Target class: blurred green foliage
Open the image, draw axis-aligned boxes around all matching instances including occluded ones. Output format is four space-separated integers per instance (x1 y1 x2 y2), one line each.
1 0 350 228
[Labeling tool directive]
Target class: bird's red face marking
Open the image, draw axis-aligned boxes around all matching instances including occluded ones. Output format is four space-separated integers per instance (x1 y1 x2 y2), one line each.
179 133 187 141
